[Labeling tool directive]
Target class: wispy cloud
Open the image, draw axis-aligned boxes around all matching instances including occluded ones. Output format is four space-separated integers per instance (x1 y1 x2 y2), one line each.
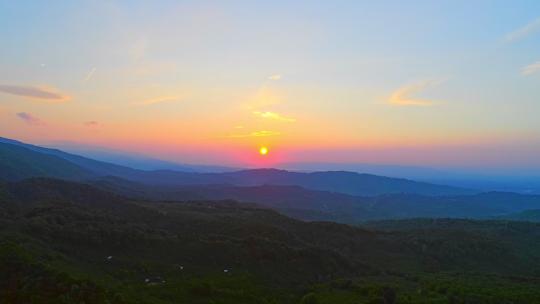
16 112 45 125
521 61 540 76
253 111 296 122
0 85 70 102
83 68 97 82
84 121 99 127
504 17 540 43
226 130 280 138
388 80 443 106
268 74 281 80
133 96 181 106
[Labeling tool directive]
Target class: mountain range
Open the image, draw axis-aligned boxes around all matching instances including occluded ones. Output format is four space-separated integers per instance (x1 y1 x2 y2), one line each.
4 137 540 224
4 136 540 303
3 178 540 303
0 137 474 197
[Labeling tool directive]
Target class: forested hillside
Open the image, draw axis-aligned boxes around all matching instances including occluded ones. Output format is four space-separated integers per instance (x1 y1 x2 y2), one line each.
2 178 540 303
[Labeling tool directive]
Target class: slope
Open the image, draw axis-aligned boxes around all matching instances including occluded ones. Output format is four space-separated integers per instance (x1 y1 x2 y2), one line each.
0 143 93 181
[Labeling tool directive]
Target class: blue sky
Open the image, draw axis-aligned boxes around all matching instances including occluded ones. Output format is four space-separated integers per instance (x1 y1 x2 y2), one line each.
1 1 539 170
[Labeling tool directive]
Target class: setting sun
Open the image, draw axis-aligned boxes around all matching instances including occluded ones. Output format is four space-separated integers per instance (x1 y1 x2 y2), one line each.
2 2 540 302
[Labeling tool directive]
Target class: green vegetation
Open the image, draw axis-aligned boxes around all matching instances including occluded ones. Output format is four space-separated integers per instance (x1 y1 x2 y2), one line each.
2 178 540 303
499 209 540 222
0 143 92 181
93 180 540 224
4 139 540 227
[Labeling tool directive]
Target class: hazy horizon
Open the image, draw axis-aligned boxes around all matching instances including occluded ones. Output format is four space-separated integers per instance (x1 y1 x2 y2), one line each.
4 3 540 301
2 1 540 171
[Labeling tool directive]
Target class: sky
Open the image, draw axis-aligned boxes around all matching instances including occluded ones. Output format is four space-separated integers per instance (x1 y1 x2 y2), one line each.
1 0 540 172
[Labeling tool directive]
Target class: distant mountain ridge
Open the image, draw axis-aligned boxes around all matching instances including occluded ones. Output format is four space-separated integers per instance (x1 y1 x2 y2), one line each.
0 137 475 197
49 141 240 172
216 168 476 196
0 143 93 181
91 177 540 223
0 137 238 173
0 137 141 178
499 209 540 222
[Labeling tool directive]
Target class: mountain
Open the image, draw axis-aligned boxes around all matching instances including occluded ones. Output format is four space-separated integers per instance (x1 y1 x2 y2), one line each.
198 187 540 220
48 141 240 172
281 162 540 194
5 137 540 225
499 209 540 222
2 178 540 303
281 162 449 180
0 137 142 178
91 178 373 223
218 169 476 196
364 191 540 219
0 137 475 196
92 177 540 223
0 142 94 181
109 168 475 197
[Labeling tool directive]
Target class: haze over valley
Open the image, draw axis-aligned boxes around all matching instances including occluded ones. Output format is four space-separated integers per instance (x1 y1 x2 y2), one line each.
2 1 540 303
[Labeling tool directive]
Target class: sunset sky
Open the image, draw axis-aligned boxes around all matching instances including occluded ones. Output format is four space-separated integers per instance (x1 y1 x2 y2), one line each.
1 1 540 171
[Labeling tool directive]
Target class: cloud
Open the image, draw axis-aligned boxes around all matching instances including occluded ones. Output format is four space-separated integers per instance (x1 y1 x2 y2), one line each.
16 112 45 125
226 130 280 138
84 121 99 127
133 96 181 106
83 68 97 82
0 84 70 102
504 17 540 43
388 80 443 106
253 111 296 122
268 74 281 80
521 61 540 76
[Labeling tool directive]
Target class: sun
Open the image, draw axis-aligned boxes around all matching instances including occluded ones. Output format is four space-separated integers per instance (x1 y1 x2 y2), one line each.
259 146 269 156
